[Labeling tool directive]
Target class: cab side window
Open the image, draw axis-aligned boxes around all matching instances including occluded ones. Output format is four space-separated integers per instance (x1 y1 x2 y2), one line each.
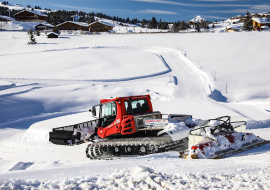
131 99 149 114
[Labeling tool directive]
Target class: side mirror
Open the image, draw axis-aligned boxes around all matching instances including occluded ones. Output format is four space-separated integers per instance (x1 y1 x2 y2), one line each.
89 109 92 112
92 106 96 117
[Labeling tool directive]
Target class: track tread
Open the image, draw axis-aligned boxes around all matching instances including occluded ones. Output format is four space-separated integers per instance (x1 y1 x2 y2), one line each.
86 136 188 160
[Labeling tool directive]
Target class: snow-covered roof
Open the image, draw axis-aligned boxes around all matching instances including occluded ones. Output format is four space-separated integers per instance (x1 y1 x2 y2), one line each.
47 32 59 36
33 23 54 28
226 23 243 30
252 18 270 24
261 25 269 29
89 21 115 27
57 21 89 27
13 9 48 17
0 15 15 21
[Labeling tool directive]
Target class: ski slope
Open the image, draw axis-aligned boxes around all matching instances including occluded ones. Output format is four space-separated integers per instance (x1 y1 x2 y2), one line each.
0 31 270 189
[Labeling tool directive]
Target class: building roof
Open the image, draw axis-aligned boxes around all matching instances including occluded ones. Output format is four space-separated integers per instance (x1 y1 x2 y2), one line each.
33 23 54 28
261 25 269 29
13 9 48 17
0 15 15 21
226 23 243 30
57 21 89 27
89 21 115 27
252 18 270 24
47 32 59 36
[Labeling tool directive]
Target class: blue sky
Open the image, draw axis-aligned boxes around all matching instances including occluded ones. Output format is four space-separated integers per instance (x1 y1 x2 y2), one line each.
19 0 270 22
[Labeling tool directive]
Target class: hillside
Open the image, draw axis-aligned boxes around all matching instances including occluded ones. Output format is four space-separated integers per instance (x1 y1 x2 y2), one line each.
0 31 270 188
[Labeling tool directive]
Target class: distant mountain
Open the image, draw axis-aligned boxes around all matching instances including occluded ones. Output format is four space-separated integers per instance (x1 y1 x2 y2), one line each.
190 15 207 23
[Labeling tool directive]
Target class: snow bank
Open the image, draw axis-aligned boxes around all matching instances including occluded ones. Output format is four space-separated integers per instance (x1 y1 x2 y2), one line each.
1 21 39 31
0 165 269 189
246 119 270 129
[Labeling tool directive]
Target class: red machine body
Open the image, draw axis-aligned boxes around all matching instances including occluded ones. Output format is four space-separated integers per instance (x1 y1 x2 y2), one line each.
96 95 154 138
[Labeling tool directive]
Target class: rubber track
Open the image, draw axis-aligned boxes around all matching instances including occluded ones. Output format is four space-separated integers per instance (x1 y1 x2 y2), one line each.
86 136 188 160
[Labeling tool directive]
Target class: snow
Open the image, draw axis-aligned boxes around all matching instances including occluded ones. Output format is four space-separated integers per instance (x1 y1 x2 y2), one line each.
0 15 14 21
0 30 270 187
57 21 88 27
0 165 269 189
0 21 40 30
33 23 54 28
46 32 59 36
90 21 115 27
190 15 206 23
252 17 270 24
0 2 25 10
14 9 48 17
0 2 50 13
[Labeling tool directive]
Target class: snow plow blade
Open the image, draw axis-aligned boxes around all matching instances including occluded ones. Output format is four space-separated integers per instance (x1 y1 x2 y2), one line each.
179 116 268 159
49 120 96 145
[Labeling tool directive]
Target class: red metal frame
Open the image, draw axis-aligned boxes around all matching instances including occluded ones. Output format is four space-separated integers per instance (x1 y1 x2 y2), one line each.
97 95 153 138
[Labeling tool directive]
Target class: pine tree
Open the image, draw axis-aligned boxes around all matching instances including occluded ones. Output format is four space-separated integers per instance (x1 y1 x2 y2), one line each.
141 19 146 28
195 23 200 32
243 11 253 31
28 29 37 45
149 17 157 29
52 26 60 34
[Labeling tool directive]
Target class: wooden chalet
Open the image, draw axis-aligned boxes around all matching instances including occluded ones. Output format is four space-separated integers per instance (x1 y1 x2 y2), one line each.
14 10 47 22
47 32 59 38
188 21 196 28
226 27 239 32
33 23 54 30
89 21 114 32
226 24 242 32
57 21 89 31
0 15 15 22
252 18 270 30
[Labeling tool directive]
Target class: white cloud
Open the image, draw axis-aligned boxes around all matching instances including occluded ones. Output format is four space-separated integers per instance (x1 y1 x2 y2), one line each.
135 9 178 14
49 3 131 13
132 0 252 7
200 15 230 20
49 3 99 11
195 0 237 1
132 0 187 6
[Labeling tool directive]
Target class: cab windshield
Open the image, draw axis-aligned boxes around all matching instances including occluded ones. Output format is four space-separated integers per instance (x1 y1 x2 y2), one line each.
99 102 117 127
100 102 116 118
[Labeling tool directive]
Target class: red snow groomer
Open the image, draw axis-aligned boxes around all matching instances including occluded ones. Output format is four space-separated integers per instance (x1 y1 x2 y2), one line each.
180 116 268 159
49 95 193 159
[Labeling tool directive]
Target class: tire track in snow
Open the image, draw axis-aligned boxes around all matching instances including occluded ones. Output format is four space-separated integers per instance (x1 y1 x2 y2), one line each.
1 46 209 100
0 54 174 84
143 48 211 99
